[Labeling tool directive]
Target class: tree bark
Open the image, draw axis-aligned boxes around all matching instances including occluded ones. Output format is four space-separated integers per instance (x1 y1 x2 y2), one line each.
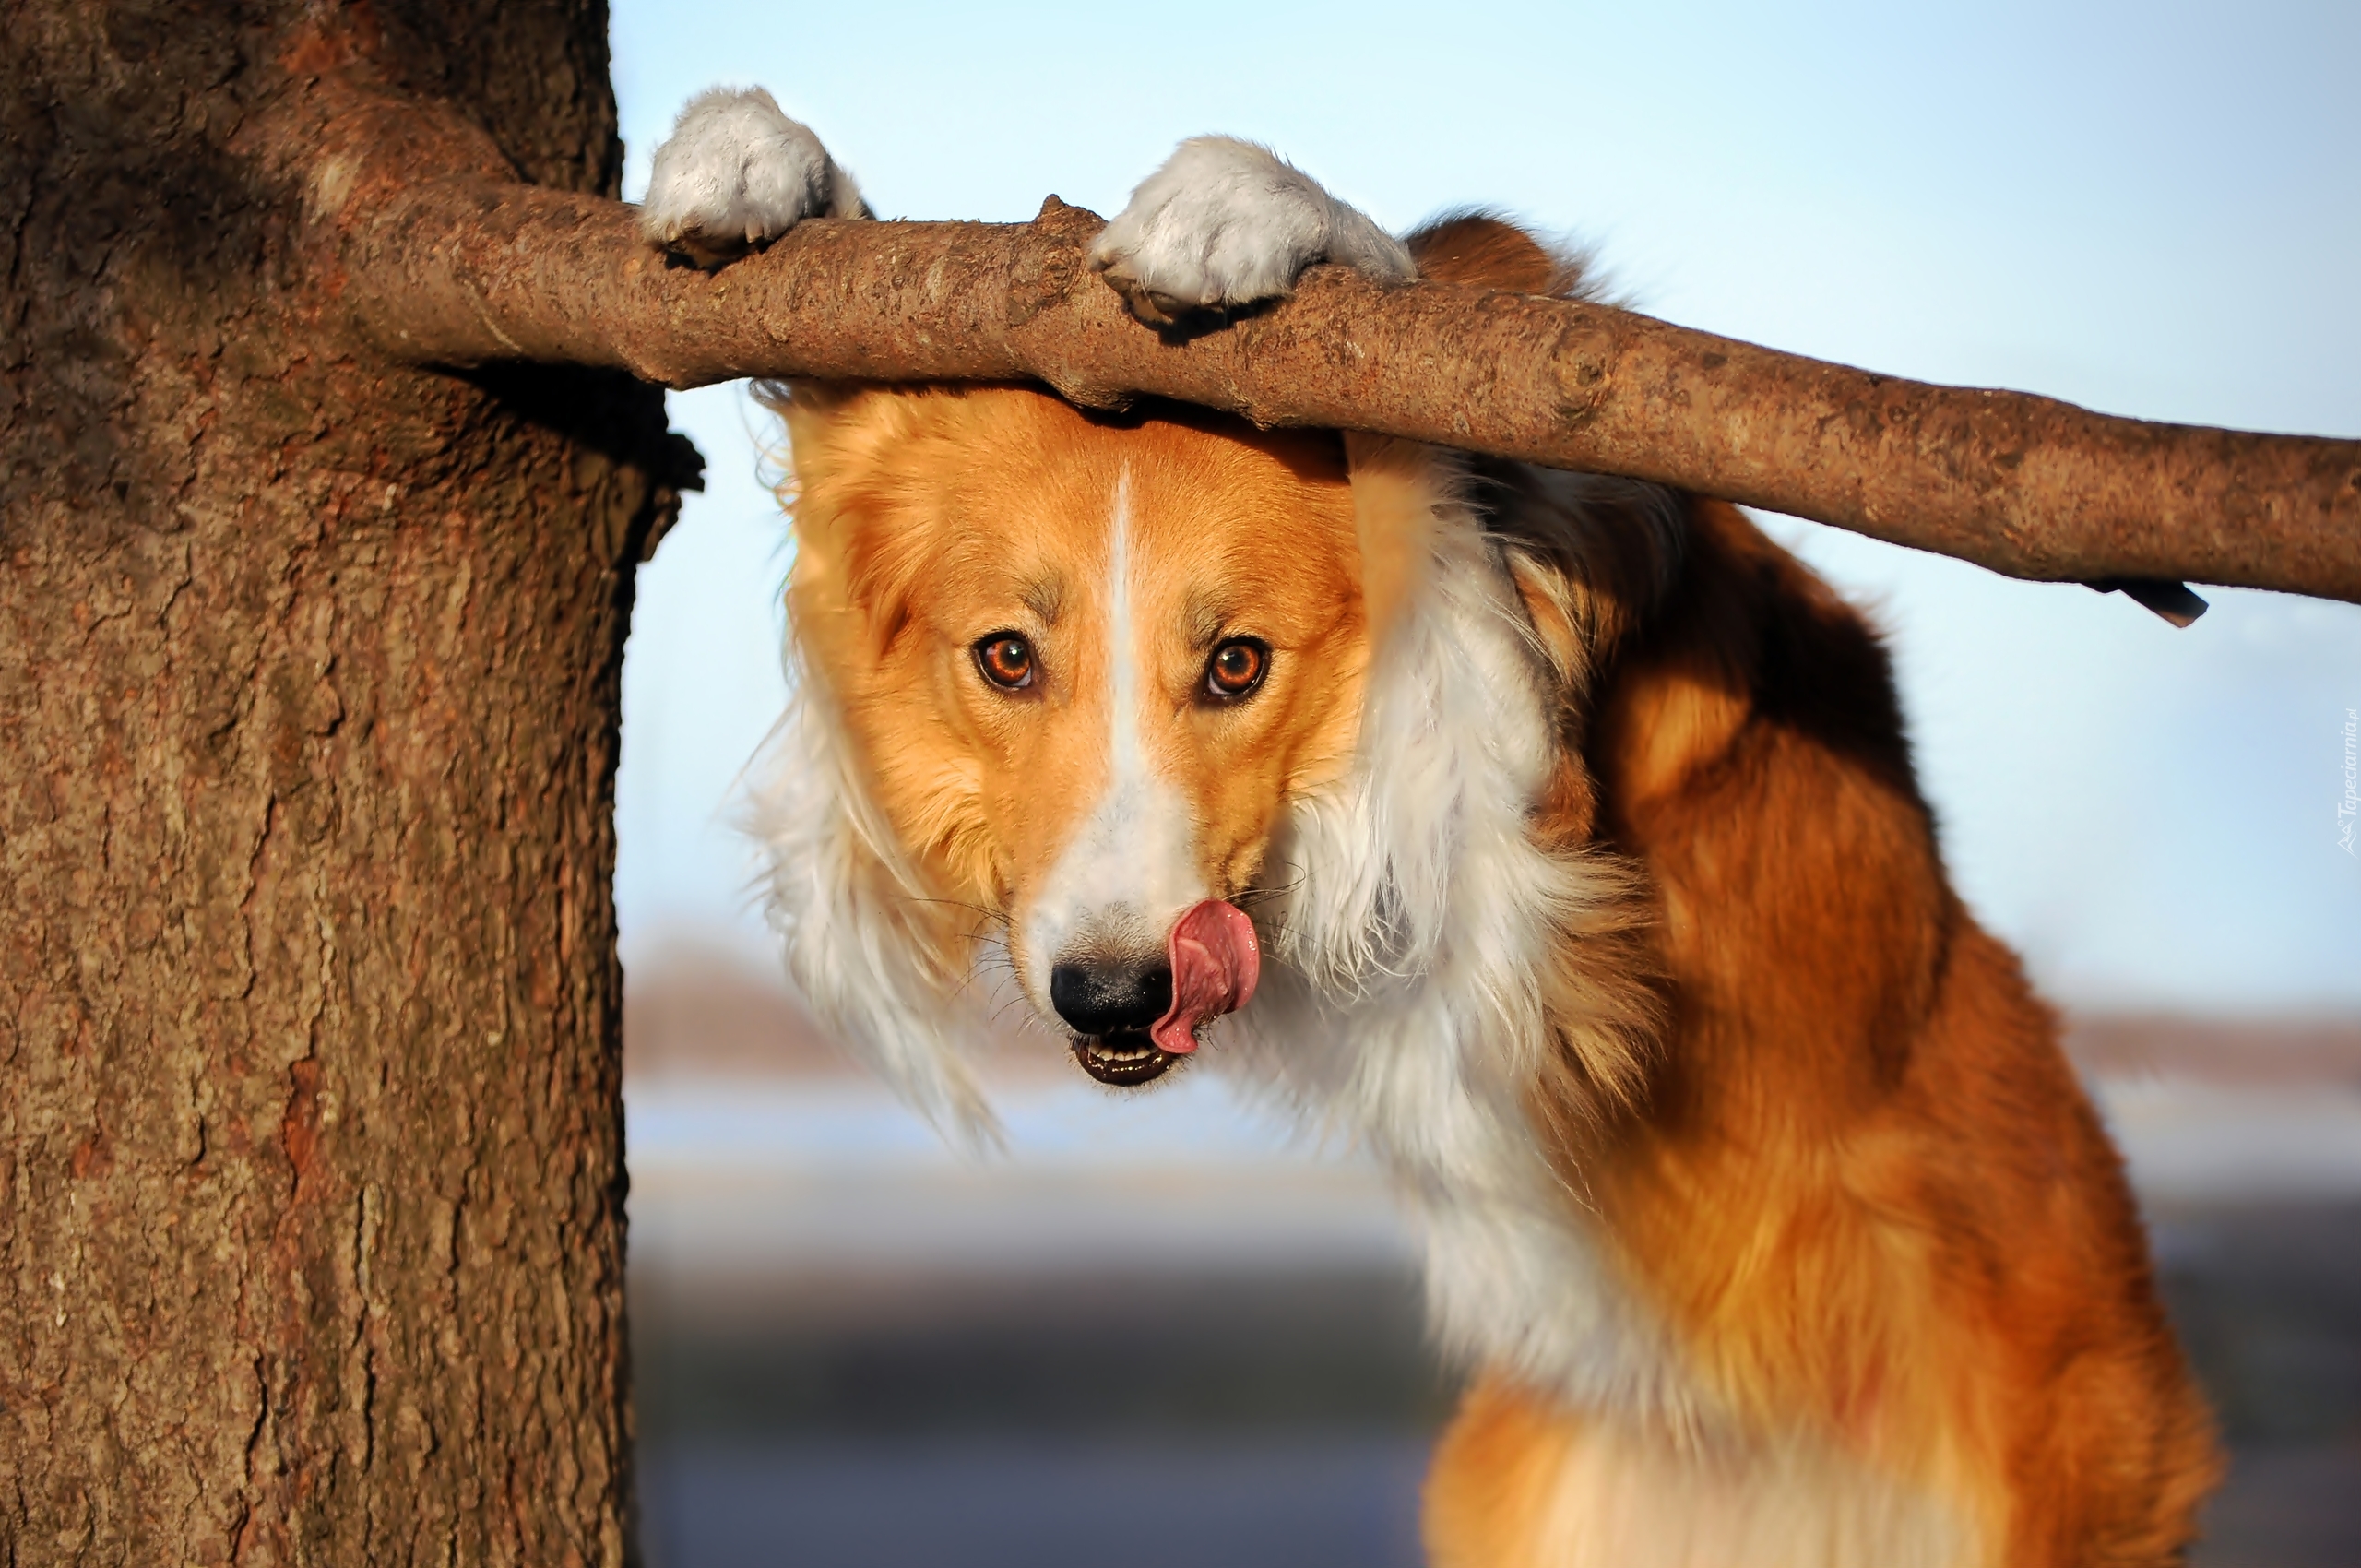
0 5 689 1562
330 180 2361 607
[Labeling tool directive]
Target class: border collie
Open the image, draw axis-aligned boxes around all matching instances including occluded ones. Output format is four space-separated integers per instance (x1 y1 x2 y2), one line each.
639 87 2218 1567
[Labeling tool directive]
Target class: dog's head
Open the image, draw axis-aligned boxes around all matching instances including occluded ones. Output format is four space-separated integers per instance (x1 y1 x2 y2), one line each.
753 378 1669 1133
765 384 1381 1087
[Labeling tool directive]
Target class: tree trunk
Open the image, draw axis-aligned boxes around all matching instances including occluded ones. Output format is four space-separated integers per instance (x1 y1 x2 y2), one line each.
0 5 690 1562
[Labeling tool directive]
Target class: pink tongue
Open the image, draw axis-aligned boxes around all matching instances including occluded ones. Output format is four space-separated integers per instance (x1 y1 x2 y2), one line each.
1151 899 1261 1055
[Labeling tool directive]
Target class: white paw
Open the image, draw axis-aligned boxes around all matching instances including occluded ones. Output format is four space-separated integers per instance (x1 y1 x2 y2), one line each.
1087 137 1415 324
639 87 865 267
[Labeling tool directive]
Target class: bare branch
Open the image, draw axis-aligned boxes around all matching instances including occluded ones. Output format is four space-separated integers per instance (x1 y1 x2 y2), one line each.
333 174 2361 605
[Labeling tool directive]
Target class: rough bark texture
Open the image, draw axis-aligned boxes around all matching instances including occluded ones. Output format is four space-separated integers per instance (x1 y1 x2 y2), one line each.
331 182 2361 605
0 4 689 1562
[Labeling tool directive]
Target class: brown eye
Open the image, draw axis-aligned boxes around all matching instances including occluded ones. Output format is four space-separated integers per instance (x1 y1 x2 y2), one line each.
974 633 1036 691
1204 638 1268 701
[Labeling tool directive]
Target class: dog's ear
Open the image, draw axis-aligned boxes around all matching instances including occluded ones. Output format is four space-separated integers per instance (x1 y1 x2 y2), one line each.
754 377 885 507
759 381 943 661
1343 433 1453 647
1405 211 1604 300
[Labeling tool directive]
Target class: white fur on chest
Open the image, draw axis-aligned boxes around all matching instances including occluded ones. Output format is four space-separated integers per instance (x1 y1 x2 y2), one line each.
1524 1420 1975 1568
1225 495 1700 1421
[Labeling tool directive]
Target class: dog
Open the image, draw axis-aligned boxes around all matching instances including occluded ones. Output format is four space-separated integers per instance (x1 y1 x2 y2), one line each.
641 87 2221 1567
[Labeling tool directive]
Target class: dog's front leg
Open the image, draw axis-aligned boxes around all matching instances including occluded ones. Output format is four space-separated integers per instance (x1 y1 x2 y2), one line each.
1086 137 1416 326
639 87 869 268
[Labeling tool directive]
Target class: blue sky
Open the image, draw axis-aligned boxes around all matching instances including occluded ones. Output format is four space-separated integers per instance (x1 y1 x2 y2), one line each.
610 0 2360 1014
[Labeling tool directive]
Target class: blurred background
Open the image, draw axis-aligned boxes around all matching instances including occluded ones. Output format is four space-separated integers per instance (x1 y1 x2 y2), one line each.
605 3 2361 1564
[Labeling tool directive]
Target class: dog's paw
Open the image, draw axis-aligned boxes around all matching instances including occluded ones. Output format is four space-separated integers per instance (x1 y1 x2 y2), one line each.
639 87 865 268
1086 137 1415 327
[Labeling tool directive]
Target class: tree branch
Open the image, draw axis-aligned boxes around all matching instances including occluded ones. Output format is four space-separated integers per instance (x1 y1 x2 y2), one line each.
331 173 2361 606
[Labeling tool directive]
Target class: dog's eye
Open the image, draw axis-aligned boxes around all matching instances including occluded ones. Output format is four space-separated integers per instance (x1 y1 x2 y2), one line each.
974 633 1036 691
1204 638 1268 701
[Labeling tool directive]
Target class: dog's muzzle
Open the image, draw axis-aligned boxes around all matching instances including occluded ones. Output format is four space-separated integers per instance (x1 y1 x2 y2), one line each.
1050 957 1180 1085
1051 901 1261 1087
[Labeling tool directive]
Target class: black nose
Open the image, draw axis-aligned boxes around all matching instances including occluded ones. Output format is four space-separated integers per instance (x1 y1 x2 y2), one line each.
1050 958 1173 1037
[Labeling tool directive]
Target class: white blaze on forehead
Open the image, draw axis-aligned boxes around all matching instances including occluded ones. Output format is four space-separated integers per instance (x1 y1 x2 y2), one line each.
1017 469 1207 1007
1108 469 1143 784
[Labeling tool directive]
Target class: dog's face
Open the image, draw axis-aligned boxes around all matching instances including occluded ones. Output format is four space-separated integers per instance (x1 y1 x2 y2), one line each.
781 385 1372 1082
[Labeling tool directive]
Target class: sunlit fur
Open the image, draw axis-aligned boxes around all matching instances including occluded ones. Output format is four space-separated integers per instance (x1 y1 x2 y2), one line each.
747 216 2220 1565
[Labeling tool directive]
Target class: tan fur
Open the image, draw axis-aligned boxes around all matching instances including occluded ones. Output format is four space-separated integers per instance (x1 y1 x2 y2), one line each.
765 216 2219 1566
